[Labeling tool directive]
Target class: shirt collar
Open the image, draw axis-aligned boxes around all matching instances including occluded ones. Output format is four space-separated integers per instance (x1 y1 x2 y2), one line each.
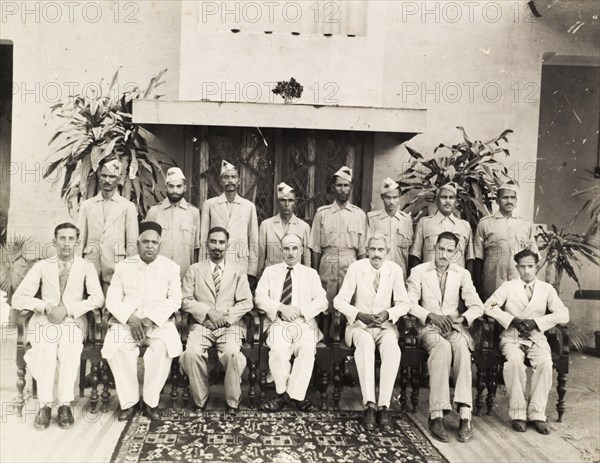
218 193 240 204
433 210 457 224
161 197 189 210
209 259 225 272
275 213 298 224
331 201 352 212
93 191 121 202
492 210 517 219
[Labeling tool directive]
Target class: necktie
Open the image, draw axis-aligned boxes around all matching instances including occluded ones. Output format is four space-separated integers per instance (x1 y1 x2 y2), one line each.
373 270 380 292
525 284 533 301
58 260 71 298
280 267 293 305
213 264 222 296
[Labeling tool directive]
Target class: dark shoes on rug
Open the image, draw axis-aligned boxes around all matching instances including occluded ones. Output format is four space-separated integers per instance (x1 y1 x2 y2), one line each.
142 403 161 420
34 406 52 430
118 403 140 422
376 407 393 431
363 406 377 431
428 417 449 442
261 394 315 412
362 405 394 431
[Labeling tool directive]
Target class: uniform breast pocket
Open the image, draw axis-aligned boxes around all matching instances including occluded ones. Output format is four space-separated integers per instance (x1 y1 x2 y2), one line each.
395 229 412 249
347 225 363 248
423 233 438 252
180 225 193 244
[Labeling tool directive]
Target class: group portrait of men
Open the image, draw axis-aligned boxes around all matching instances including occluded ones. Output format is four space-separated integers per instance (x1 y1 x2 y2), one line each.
13 156 568 445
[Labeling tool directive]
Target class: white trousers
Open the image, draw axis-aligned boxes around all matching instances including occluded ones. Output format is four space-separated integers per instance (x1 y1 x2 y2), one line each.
266 320 318 401
421 330 472 416
352 326 400 408
104 324 172 409
501 340 553 421
24 317 83 405
179 324 246 409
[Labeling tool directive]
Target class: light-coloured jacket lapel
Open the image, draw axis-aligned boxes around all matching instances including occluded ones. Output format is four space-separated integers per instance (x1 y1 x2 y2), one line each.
200 262 217 297
423 263 442 305
271 215 285 242
227 195 244 227
214 194 231 225
102 193 124 231
441 267 460 311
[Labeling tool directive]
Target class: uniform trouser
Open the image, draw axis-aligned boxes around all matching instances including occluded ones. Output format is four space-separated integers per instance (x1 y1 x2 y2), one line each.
319 250 356 310
266 320 318 401
24 318 83 405
104 325 173 409
501 340 553 421
179 324 246 409
421 330 472 416
352 326 401 408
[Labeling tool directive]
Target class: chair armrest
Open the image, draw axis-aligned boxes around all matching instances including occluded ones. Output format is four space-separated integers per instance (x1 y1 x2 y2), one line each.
546 324 570 356
330 312 345 345
398 314 419 350
16 310 35 349
86 308 103 347
318 312 331 346
471 316 497 353
243 309 264 347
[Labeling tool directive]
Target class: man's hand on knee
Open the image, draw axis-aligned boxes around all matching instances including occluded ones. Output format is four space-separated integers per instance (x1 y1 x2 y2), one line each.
357 312 379 326
127 313 145 342
47 304 67 324
281 305 302 322
427 314 453 333
208 310 229 329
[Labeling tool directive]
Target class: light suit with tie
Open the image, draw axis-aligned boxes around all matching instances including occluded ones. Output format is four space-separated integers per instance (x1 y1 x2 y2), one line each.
179 260 253 408
407 262 483 416
77 192 139 285
334 259 411 407
484 278 569 421
102 255 182 409
12 256 104 405
255 262 328 400
257 214 311 276
200 193 259 277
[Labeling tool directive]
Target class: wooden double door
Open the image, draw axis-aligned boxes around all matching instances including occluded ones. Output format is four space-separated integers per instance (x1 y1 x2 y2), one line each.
184 126 374 224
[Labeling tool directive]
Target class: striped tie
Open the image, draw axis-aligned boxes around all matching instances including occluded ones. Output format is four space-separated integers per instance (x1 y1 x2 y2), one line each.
213 264 222 296
373 270 380 293
280 267 293 305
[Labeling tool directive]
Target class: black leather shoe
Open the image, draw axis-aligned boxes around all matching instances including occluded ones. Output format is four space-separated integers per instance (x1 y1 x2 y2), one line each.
511 419 526 432
117 403 139 422
377 407 393 431
34 406 51 430
225 404 238 414
428 417 449 442
457 419 473 442
532 420 550 435
363 407 377 431
57 405 74 429
142 403 161 420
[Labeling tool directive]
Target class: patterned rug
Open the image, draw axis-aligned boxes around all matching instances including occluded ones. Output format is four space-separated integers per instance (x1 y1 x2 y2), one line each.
111 408 447 463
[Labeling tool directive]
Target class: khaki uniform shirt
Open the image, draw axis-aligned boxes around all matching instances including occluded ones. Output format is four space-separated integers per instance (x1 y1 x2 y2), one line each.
309 201 367 306
258 213 311 276
146 197 200 279
410 211 473 267
474 211 538 299
367 209 413 279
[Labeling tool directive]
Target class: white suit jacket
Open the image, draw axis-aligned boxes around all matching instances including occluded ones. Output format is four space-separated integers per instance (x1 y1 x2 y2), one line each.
484 277 569 345
103 255 182 358
255 262 328 340
181 261 253 330
12 256 104 337
78 192 139 283
406 262 483 350
200 193 259 277
333 259 411 347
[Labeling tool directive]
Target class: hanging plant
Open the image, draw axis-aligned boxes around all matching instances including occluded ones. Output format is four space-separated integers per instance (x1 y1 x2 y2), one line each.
272 77 304 103
42 69 173 218
399 127 514 231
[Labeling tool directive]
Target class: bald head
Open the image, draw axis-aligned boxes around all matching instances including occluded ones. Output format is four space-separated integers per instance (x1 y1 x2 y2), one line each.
281 233 303 267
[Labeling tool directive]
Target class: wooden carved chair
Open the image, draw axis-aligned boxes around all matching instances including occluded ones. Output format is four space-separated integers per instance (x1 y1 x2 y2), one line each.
257 311 331 410
15 308 103 416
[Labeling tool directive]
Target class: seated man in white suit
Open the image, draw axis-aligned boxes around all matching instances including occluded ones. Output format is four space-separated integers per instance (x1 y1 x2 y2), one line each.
334 233 411 431
255 233 328 412
102 221 182 421
407 231 483 443
13 222 104 430
484 249 569 434
180 226 253 412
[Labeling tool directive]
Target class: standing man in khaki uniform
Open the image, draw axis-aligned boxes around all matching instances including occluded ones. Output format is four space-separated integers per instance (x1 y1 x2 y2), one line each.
409 182 473 271
146 167 200 279
78 159 138 293
258 182 311 276
474 181 538 300
200 160 259 288
367 177 413 279
309 166 367 312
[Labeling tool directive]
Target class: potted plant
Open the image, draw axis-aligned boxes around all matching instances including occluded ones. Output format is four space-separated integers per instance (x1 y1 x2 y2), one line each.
399 127 514 230
42 69 173 218
272 77 304 104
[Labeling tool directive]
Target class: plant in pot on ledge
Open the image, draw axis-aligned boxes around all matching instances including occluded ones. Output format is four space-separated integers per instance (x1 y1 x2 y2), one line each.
42 69 173 217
